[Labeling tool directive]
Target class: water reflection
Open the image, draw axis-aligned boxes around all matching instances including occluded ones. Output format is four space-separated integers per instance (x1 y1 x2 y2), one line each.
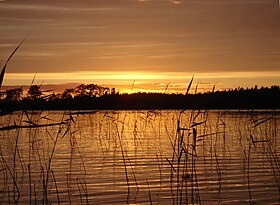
0 110 279 204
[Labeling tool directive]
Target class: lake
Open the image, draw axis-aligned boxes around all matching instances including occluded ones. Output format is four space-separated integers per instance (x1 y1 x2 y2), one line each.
0 110 279 204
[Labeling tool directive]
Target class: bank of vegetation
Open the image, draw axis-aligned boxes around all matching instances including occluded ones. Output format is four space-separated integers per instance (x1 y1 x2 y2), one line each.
0 84 279 113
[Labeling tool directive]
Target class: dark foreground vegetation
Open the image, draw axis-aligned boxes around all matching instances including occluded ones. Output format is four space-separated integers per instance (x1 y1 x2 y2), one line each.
0 84 279 113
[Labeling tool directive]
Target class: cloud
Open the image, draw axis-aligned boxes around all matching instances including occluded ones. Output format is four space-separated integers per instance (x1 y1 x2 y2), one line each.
170 0 182 4
0 2 127 12
0 0 280 76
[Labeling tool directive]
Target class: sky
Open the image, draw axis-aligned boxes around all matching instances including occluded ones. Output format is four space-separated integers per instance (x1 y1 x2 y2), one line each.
0 0 280 93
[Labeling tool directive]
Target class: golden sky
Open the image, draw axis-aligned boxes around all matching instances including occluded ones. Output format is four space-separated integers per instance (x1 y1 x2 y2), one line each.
0 0 280 93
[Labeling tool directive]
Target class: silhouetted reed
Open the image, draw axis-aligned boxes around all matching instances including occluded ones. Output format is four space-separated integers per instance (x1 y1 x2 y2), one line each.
0 109 279 204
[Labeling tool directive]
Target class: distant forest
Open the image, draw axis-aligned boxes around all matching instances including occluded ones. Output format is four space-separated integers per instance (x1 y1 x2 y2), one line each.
1 42 279 113
0 84 279 113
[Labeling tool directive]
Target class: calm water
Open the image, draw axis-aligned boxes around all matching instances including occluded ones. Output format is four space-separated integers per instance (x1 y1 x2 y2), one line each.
0 110 279 204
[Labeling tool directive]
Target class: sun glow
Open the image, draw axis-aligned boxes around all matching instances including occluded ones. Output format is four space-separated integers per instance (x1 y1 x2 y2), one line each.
3 71 280 94
4 71 188 83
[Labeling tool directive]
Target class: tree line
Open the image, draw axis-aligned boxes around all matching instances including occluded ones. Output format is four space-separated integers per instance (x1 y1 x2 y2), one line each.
0 84 279 112
0 83 115 101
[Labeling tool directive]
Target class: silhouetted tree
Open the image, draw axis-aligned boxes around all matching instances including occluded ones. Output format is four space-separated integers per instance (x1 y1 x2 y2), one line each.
48 92 60 101
85 84 99 97
73 83 110 98
27 85 42 100
111 87 116 95
62 88 75 99
0 84 279 110
74 84 88 97
5 87 23 102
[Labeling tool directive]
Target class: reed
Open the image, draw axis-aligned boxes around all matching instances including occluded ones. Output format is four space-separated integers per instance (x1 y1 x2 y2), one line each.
0 39 25 88
0 110 93 204
0 107 279 204
165 108 207 204
146 179 153 205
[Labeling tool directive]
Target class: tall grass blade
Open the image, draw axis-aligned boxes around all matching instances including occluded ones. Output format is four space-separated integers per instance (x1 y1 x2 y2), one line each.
0 39 25 88
146 179 153 205
0 121 67 131
185 75 194 95
164 84 169 94
190 120 206 128
194 80 199 94
31 73 37 86
212 85 216 93
165 157 176 172
252 116 274 128
131 80 135 90
192 127 197 152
